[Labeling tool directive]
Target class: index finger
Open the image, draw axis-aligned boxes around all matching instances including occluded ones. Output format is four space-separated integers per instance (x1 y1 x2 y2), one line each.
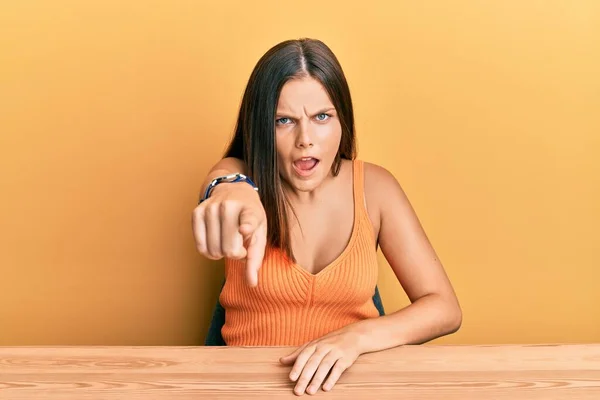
244 223 266 287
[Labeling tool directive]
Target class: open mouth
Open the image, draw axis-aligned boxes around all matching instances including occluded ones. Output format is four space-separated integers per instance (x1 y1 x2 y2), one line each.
293 157 320 176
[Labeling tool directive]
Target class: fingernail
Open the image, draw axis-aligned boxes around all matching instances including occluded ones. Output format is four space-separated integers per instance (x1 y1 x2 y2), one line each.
323 384 331 391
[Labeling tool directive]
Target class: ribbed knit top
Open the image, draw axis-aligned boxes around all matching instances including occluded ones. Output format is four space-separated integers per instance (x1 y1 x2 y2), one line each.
219 159 380 346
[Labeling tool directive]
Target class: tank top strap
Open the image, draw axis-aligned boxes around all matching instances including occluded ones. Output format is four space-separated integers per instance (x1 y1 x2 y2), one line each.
352 159 369 222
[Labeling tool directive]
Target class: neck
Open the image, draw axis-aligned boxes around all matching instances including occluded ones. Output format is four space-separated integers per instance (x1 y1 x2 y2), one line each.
282 173 335 206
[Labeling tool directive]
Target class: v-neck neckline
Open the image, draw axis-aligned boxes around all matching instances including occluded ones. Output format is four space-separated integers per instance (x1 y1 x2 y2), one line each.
286 160 360 279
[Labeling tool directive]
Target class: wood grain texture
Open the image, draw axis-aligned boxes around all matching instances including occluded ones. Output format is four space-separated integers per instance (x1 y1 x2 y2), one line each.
0 344 599 399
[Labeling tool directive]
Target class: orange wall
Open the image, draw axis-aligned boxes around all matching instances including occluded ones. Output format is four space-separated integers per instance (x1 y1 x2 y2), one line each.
1 1 598 345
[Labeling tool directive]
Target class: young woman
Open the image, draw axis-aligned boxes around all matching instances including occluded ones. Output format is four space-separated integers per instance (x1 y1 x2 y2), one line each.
192 38 462 395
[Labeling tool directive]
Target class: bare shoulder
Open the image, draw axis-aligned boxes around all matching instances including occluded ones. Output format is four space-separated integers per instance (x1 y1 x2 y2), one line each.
363 161 399 188
363 161 409 212
361 161 414 245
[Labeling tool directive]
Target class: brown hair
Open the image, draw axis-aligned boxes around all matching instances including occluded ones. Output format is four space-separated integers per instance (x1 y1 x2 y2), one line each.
224 38 356 261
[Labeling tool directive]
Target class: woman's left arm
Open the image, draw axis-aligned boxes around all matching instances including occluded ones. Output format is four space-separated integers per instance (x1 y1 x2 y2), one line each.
280 163 462 395
355 162 463 347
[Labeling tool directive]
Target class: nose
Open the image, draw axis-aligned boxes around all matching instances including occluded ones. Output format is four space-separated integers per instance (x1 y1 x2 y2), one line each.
295 121 314 149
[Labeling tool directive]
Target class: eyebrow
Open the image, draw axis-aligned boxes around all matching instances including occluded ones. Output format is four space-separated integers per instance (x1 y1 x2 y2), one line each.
275 107 336 118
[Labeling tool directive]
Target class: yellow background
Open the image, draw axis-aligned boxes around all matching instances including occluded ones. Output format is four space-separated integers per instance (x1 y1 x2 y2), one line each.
1 1 598 345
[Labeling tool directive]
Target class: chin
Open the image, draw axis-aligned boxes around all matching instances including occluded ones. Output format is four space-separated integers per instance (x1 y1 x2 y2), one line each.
295 181 320 192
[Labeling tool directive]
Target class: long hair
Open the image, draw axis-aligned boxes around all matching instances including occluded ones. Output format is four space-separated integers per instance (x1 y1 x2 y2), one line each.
224 38 356 261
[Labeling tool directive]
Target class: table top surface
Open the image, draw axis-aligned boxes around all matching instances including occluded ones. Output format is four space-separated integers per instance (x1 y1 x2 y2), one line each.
1 344 599 399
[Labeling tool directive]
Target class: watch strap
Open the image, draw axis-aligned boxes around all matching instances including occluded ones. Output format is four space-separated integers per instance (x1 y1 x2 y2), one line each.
199 173 258 204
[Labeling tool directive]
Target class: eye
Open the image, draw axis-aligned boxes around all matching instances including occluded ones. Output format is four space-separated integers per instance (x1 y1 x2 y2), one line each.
276 117 292 125
316 113 331 121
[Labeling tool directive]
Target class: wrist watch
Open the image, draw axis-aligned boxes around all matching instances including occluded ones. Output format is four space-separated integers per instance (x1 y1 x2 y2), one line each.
199 173 259 204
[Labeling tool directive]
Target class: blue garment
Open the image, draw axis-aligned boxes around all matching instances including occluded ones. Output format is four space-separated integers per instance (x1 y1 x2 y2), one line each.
205 281 385 346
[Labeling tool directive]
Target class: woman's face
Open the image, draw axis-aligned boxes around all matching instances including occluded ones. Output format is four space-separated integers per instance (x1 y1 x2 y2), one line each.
275 76 342 194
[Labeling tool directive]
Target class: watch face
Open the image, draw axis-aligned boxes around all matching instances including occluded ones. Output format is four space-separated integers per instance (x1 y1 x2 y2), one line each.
218 173 245 183
200 173 257 204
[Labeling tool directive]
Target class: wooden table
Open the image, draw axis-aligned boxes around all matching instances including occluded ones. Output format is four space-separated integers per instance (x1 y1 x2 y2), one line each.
1 344 599 399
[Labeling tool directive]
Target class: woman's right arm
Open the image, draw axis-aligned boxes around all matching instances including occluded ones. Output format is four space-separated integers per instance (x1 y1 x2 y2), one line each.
193 157 267 287
199 157 248 198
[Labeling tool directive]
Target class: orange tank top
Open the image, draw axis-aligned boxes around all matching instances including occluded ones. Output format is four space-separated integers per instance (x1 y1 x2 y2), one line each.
219 159 380 346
